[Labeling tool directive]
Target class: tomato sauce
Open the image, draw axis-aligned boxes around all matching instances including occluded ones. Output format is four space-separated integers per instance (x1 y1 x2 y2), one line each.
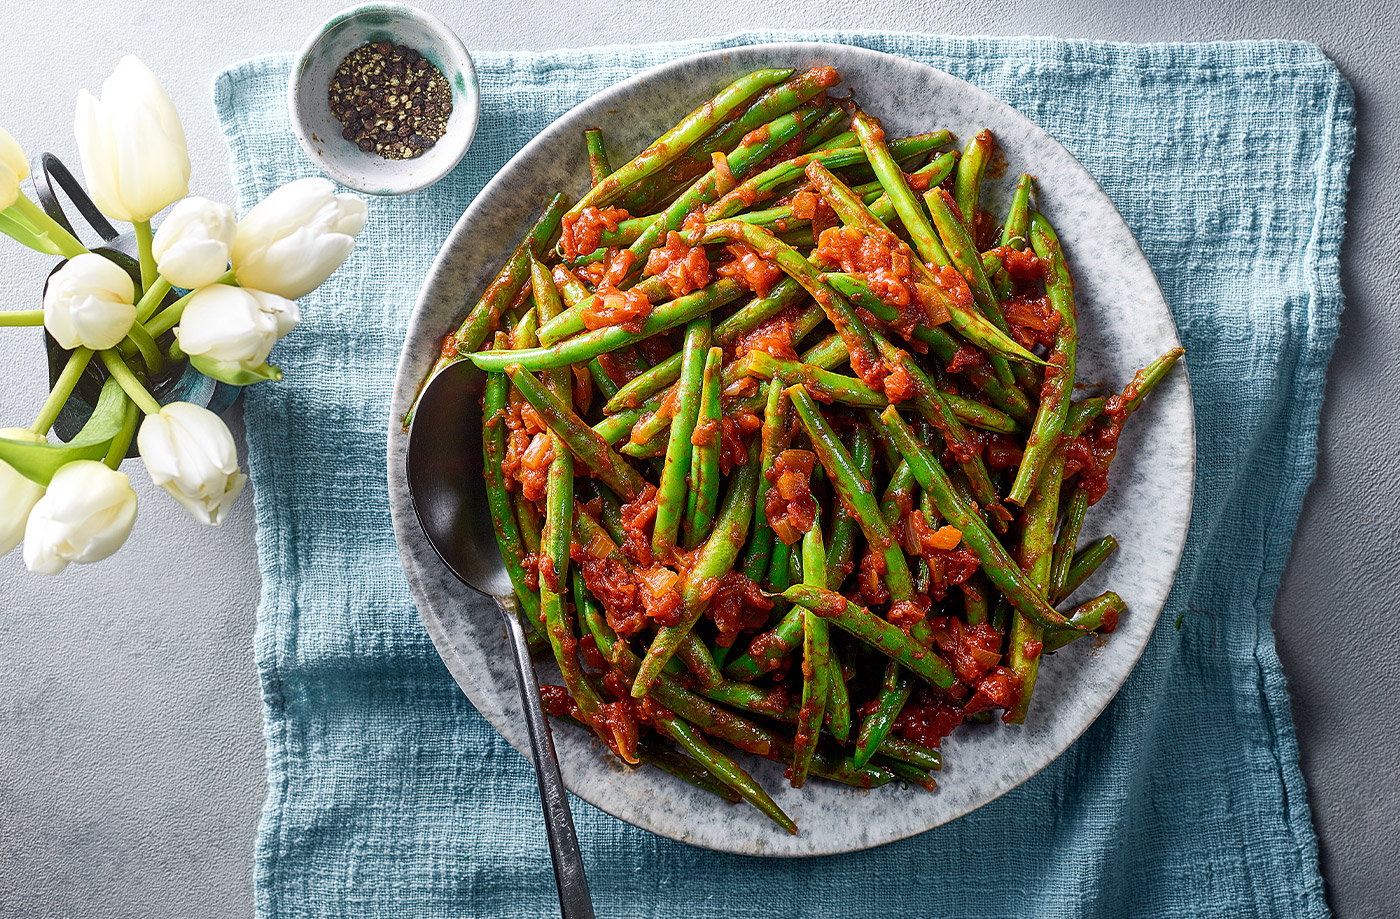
764 449 818 545
560 205 629 260
645 231 713 298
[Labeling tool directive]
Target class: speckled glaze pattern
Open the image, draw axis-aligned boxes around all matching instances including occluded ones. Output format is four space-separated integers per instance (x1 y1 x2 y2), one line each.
288 3 480 195
386 42 1194 857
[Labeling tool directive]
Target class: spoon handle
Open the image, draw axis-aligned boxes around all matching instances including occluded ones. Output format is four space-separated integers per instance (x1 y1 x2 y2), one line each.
500 600 597 919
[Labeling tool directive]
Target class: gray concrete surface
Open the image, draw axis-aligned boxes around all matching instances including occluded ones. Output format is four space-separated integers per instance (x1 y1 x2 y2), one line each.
1 1 1394 916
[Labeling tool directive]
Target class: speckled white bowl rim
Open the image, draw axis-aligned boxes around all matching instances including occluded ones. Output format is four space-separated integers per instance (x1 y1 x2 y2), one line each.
288 2 480 195
387 42 1195 857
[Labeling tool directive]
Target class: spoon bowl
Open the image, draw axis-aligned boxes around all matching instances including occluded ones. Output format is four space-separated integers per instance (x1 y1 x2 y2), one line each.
404 359 510 596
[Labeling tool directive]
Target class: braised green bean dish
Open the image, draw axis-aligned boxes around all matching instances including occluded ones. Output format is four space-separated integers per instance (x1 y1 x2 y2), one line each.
425 65 1184 833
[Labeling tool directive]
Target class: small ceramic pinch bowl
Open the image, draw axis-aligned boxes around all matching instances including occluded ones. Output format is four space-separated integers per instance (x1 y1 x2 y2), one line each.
289 2 480 195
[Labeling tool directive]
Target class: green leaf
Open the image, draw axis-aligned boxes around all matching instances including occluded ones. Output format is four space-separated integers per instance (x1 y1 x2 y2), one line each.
189 355 282 386
0 377 130 485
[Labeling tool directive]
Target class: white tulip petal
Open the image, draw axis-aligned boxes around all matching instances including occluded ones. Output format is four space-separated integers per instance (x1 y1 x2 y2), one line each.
0 428 46 556
138 403 245 526
23 460 137 573
72 56 189 223
43 253 136 350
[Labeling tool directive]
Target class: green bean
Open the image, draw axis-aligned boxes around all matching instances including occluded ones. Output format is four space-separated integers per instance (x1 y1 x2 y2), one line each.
852 111 950 267
407 195 567 425
1006 447 1064 724
876 757 938 791
603 277 807 412
1051 486 1091 600
652 712 797 834
825 644 852 742
954 129 993 227
780 585 956 688
632 736 743 804
624 106 830 270
805 162 1043 368
584 127 610 186
633 440 761 696
866 151 959 228
872 335 1007 529
482 362 541 626
923 187 1011 333
1054 535 1119 603
800 106 852 152
855 663 914 768
690 221 882 381
535 275 670 346
654 319 711 555
504 364 646 501
592 401 651 445
475 279 744 371
792 525 830 787
703 133 949 222
540 437 636 760
724 424 862 683
788 386 913 601
963 571 991 626
1000 174 1034 248
1007 212 1079 506
741 351 884 407
569 69 793 216
1122 347 1187 414
1044 591 1126 652
875 406 1083 633
684 347 725 547
877 735 943 772
618 66 843 213
820 271 1034 423
446 193 566 355
945 392 1020 434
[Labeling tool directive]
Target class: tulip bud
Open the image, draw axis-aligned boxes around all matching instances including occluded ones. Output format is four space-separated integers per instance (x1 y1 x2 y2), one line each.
175 284 299 381
43 253 137 350
137 402 246 526
0 128 29 211
74 56 190 223
0 428 46 556
231 177 366 299
23 460 137 574
152 196 237 288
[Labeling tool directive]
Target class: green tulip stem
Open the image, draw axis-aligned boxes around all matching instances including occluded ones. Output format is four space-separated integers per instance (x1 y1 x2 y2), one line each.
123 322 164 374
134 221 156 294
0 309 45 326
3 195 87 259
31 347 94 435
99 349 162 416
103 397 140 469
134 276 173 323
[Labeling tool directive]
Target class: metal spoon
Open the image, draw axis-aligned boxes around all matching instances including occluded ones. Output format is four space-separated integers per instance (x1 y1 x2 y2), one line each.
406 359 595 919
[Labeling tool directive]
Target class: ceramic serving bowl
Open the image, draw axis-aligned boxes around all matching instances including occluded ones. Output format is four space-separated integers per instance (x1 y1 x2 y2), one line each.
387 42 1195 856
288 2 479 195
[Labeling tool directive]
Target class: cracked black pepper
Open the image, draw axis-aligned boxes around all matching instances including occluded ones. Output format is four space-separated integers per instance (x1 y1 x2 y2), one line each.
328 41 452 160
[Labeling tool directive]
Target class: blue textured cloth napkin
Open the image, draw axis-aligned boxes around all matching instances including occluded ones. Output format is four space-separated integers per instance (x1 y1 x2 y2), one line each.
215 32 1353 919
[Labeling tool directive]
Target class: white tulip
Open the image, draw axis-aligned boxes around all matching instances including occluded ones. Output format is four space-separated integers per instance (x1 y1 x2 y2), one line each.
0 127 28 211
152 197 237 288
43 253 136 350
74 55 189 223
23 460 137 574
137 402 245 526
176 284 298 373
0 428 46 556
231 177 366 299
